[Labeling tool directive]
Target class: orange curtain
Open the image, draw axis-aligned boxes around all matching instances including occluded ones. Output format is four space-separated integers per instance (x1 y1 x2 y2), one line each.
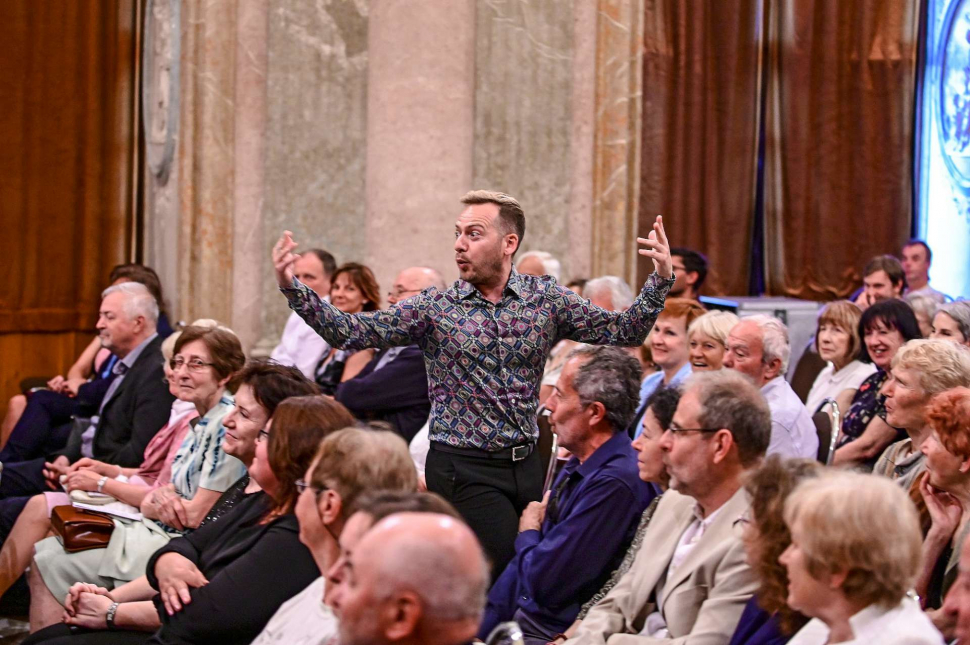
0 1 136 333
762 0 920 299
638 0 766 295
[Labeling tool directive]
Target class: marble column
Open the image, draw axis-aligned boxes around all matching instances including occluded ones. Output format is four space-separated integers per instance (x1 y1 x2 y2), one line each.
590 0 645 287
472 0 576 279
364 0 476 294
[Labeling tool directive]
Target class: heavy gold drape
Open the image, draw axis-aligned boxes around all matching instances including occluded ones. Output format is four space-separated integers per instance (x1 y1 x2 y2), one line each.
762 0 919 299
0 1 137 401
638 0 919 298
638 0 766 295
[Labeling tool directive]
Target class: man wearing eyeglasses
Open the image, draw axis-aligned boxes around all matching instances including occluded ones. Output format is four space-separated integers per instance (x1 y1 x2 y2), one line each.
334 267 445 443
566 370 768 645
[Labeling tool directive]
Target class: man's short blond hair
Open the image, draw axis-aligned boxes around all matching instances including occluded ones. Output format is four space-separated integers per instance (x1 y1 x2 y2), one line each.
891 339 970 397
784 471 921 608
460 190 525 254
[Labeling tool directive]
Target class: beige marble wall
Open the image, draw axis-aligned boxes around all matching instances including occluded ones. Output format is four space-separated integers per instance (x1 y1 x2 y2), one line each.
472 0 576 279
261 0 370 345
144 0 647 347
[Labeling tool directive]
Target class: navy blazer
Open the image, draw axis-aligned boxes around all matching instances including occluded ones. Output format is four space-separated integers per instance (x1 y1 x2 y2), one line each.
728 596 790 645
334 344 430 442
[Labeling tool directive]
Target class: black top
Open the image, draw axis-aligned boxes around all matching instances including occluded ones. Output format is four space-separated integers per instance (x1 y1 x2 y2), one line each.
334 344 431 442
145 490 319 645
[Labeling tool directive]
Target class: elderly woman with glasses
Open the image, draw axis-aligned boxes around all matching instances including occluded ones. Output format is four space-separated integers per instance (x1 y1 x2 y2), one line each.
24 325 249 629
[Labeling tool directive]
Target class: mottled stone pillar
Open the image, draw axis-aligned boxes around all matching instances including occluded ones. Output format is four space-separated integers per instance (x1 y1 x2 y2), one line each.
364 0 476 294
590 0 645 286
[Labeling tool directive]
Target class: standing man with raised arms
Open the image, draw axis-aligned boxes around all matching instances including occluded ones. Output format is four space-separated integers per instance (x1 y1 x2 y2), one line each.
272 191 674 576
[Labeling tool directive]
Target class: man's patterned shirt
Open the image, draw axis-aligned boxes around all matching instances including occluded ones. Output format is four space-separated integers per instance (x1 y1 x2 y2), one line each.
281 268 673 450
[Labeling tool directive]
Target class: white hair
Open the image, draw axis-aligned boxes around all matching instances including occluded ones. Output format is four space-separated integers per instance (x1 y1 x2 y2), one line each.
741 314 791 373
584 276 635 311
101 282 159 326
518 250 561 281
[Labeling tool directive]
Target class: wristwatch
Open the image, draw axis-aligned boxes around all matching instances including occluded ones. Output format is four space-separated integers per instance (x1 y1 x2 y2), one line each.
96 476 108 494
105 601 119 629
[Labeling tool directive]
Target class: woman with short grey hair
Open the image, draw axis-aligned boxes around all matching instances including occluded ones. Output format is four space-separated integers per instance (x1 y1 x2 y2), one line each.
931 301 970 348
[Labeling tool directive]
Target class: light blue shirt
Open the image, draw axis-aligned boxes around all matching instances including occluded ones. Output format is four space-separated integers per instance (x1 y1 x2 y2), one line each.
631 362 692 438
761 376 819 459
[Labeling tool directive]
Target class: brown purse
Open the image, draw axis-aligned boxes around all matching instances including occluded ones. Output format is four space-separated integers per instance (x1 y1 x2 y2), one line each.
50 505 115 552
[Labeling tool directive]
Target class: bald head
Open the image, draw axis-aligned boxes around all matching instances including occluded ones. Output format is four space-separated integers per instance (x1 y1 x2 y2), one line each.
334 512 488 645
388 267 446 305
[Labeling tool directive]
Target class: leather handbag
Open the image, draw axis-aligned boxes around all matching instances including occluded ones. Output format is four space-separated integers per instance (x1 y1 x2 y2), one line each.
50 505 115 553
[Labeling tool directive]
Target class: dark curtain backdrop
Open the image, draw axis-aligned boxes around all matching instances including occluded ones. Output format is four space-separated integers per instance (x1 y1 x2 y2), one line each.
639 0 919 299
638 0 766 295
0 1 136 332
763 0 919 299
0 1 137 408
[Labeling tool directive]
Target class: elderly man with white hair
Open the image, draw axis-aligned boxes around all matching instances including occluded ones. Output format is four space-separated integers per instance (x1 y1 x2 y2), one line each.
723 314 819 459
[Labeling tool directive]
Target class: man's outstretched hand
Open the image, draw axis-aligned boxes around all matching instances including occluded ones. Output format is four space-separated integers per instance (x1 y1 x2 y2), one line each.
272 231 300 289
637 215 673 279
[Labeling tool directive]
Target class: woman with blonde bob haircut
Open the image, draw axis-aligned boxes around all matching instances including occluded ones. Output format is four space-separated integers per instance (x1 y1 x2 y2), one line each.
779 471 941 644
687 310 739 371
805 301 876 414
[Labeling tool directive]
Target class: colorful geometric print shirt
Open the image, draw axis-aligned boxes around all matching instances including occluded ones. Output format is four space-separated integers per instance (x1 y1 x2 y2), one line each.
282 268 673 451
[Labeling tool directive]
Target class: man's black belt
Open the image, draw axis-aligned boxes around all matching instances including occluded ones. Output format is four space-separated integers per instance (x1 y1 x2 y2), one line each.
430 441 535 462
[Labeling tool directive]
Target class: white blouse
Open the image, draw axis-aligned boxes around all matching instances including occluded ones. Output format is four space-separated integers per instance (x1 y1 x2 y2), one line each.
805 359 877 415
788 596 944 645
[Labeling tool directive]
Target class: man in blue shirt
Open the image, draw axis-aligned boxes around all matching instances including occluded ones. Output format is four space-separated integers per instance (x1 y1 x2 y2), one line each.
477 346 656 643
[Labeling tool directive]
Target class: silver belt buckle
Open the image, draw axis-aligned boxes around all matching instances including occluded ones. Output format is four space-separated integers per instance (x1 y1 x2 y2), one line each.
512 444 530 461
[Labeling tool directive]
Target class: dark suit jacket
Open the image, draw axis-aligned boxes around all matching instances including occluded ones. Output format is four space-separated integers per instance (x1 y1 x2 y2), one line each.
334 344 430 442
56 335 174 467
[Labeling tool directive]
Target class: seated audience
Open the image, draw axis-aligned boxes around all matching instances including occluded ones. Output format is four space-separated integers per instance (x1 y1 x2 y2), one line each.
328 512 489 645
902 239 947 301
0 284 174 542
335 266 445 442
565 369 770 644
805 300 875 415
669 247 708 301
853 254 905 311
540 276 633 404
916 387 970 617
312 262 380 395
780 471 942 644
906 291 945 338
729 456 822 645
873 340 970 489
687 310 740 372
931 300 970 348
517 250 562 280
27 325 248 620
24 383 347 644
833 299 921 467
479 347 656 642
630 298 706 436
559 386 681 641
1 265 173 460
0 329 199 600
270 248 337 379
253 431 424 645
723 315 818 459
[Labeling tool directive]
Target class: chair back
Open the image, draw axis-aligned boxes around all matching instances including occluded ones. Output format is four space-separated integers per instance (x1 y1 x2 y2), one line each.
536 406 559 492
813 398 841 464
790 344 826 403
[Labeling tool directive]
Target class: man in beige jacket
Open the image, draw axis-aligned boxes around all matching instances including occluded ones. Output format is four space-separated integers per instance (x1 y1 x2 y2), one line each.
565 369 771 645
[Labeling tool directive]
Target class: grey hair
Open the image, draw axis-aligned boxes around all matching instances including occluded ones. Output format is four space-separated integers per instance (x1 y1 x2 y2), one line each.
905 292 944 322
584 276 635 311
936 301 970 341
685 370 771 466
418 267 447 291
517 250 562 281
741 314 791 373
101 282 159 326
568 345 643 431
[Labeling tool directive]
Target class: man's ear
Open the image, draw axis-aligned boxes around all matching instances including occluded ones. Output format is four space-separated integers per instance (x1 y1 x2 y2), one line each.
319 489 343 525
383 592 422 640
710 429 735 465
586 401 607 427
763 357 783 381
684 270 699 287
505 233 520 258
